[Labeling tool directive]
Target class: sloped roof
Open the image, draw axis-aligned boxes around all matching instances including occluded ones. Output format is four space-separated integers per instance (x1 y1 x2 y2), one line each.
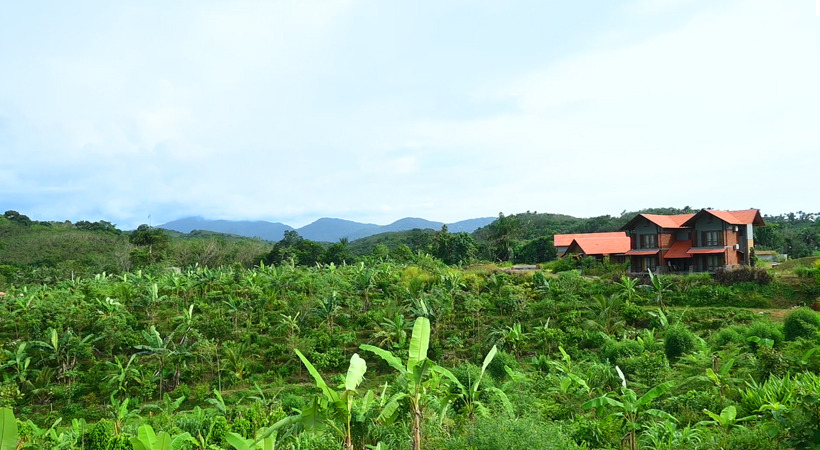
625 249 660 255
565 235 631 256
665 240 693 259
687 248 726 254
621 214 694 230
554 231 627 247
683 209 765 227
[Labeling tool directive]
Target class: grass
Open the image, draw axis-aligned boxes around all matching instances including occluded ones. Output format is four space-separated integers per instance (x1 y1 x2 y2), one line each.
771 256 820 272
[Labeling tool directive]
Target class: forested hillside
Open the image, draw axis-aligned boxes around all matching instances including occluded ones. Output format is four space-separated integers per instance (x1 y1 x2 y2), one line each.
3 207 818 286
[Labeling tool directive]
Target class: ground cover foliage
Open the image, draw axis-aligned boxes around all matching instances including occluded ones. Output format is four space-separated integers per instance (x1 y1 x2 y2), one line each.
1 252 819 449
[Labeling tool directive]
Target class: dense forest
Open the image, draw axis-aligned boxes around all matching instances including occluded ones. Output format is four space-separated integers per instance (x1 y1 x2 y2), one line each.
1 208 820 449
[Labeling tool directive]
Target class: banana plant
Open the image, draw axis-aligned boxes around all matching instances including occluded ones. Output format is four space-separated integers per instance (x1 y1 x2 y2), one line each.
647 269 672 313
129 424 197 450
583 367 675 450
697 405 757 434
50 418 88 450
30 328 97 386
687 356 741 400
0 342 32 391
1 407 18 450
225 430 277 450
265 350 368 450
549 346 591 397
361 316 446 450
109 395 142 435
438 345 514 421
11 416 62 450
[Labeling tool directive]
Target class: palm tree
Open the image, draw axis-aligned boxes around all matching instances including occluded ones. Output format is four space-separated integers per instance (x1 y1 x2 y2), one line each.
583 294 626 335
615 275 640 303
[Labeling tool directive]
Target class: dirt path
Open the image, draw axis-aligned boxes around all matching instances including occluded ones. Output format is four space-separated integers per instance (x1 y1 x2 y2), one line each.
750 308 791 322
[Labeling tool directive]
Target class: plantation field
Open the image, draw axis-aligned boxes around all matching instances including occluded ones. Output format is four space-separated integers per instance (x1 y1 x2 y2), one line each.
1 252 820 448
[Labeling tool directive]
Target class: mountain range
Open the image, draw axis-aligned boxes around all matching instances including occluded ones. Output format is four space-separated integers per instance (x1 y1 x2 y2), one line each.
158 216 496 243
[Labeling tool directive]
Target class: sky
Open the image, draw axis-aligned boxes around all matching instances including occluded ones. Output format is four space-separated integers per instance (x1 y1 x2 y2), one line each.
1 0 818 230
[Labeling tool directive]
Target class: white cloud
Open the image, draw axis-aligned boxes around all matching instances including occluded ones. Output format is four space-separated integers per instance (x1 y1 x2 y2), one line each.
1 0 817 228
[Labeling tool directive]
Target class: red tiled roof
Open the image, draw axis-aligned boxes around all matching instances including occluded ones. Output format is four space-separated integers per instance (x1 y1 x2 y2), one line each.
625 249 660 256
687 248 726 254
726 209 765 225
620 213 694 231
640 214 694 229
665 240 693 258
683 209 765 227
554 231 627 247
566 236 631 256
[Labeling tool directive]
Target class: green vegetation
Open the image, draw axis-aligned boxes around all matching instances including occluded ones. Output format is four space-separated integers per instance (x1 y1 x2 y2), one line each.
0 208 819 448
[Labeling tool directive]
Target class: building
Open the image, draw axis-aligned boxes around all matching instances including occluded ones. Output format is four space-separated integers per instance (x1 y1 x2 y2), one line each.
553 209 765 273
620 209 765 273
554 232 628 256
554 232 630 263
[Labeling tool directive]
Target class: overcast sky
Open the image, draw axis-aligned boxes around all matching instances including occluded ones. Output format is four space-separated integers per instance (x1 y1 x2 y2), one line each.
1 0 818 230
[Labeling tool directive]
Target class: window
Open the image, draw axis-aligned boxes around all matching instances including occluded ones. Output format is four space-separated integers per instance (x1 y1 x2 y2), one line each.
638 256 657 271
705 254 723 271
639 234 658 249
701 231 723 247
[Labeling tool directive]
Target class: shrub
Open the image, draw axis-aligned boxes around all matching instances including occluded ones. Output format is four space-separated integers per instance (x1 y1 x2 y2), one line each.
664 325 697 360
601 339 643 364
720 425 780 450
207 415 229 447
713 266 772 285
621 302 646 325
445 416 578 449
665 389 722 426
566 416 620 449
710 326 747 348
108 434 134 450
618 352 669 387
746 321 784 349
783 307 820 341
85 419 114 450
485 350 519 381
755 345 789 380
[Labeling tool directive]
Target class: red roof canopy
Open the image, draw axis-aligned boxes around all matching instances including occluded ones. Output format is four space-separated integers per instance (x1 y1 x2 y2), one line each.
565 236 631 256
625 249 660 256
665 240 693 258
687 248 726 254
554 231 627 247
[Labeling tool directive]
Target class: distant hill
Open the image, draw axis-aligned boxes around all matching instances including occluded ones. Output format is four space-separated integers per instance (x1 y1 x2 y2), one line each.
158 217 293 242
158 216 496 243
448 217 497 233
345 217 495 241
296 218 379 242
